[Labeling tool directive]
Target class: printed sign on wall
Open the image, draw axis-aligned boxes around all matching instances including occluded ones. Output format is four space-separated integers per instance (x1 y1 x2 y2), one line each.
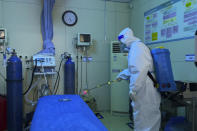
144 0 197 44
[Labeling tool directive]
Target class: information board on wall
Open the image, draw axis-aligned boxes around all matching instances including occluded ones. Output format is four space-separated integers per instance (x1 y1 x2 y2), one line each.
144 0 197 45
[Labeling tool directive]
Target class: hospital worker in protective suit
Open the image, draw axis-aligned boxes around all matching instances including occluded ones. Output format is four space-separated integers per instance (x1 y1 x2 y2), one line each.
117 27 161 131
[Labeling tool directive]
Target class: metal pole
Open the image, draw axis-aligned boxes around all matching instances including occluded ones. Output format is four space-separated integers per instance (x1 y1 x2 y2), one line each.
192 97 195 131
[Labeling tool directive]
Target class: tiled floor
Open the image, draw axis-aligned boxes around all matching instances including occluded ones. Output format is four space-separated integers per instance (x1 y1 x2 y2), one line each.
99 112 133 131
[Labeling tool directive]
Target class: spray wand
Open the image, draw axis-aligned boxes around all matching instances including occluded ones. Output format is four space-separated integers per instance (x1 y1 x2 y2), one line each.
82 79 121 95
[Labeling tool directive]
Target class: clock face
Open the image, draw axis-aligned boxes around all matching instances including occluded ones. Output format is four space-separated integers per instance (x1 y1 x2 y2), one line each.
62 10 78 26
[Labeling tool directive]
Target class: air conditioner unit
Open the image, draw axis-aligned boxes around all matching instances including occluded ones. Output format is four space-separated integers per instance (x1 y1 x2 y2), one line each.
110 41 130 114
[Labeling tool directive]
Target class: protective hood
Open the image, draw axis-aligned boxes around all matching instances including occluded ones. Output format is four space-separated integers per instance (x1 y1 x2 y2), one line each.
118 27 140 47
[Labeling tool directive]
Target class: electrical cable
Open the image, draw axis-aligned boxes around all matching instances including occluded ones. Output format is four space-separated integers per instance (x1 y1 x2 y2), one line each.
53 71 59 94
54 71 60 94
76 47 79 94
79 55 83 94
23 68 30 94
23 60 37 95
53 58 64 94
85 48 88 89
53 62 61 94
55 72 61 94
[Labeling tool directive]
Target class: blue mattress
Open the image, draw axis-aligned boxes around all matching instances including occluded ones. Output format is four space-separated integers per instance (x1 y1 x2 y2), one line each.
31 95 108 131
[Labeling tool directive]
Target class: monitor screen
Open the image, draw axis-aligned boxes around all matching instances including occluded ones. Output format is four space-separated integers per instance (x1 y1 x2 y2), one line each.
0 30 5 39
80 34 90 42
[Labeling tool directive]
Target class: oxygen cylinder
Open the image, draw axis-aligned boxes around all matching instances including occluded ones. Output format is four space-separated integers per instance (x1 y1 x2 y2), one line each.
64 56 75 94
151 48 176 92
6 50 23 131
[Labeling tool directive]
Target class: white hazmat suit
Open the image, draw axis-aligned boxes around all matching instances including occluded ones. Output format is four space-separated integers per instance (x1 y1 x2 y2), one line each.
117 27 161 131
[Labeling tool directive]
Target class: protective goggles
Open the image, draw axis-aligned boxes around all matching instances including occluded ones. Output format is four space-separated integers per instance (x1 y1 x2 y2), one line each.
118 35 124 41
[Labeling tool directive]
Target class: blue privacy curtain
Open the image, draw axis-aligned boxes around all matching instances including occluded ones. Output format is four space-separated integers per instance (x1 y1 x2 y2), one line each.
39 0 55 55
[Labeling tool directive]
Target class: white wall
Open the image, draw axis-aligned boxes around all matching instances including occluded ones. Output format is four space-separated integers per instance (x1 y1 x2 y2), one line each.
0 0 130 111
130 0 197 82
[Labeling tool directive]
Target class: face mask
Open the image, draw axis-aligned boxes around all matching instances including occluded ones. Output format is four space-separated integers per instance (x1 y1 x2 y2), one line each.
119 42 129 53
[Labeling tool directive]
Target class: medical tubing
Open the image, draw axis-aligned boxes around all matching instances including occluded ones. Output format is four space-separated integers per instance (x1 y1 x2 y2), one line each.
33 84 37 102
25 78 42 105
23 60 37 95
41 64 52 94
41 64 48 86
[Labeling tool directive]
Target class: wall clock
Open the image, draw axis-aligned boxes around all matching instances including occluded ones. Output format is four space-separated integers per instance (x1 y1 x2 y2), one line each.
62 10 78 26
